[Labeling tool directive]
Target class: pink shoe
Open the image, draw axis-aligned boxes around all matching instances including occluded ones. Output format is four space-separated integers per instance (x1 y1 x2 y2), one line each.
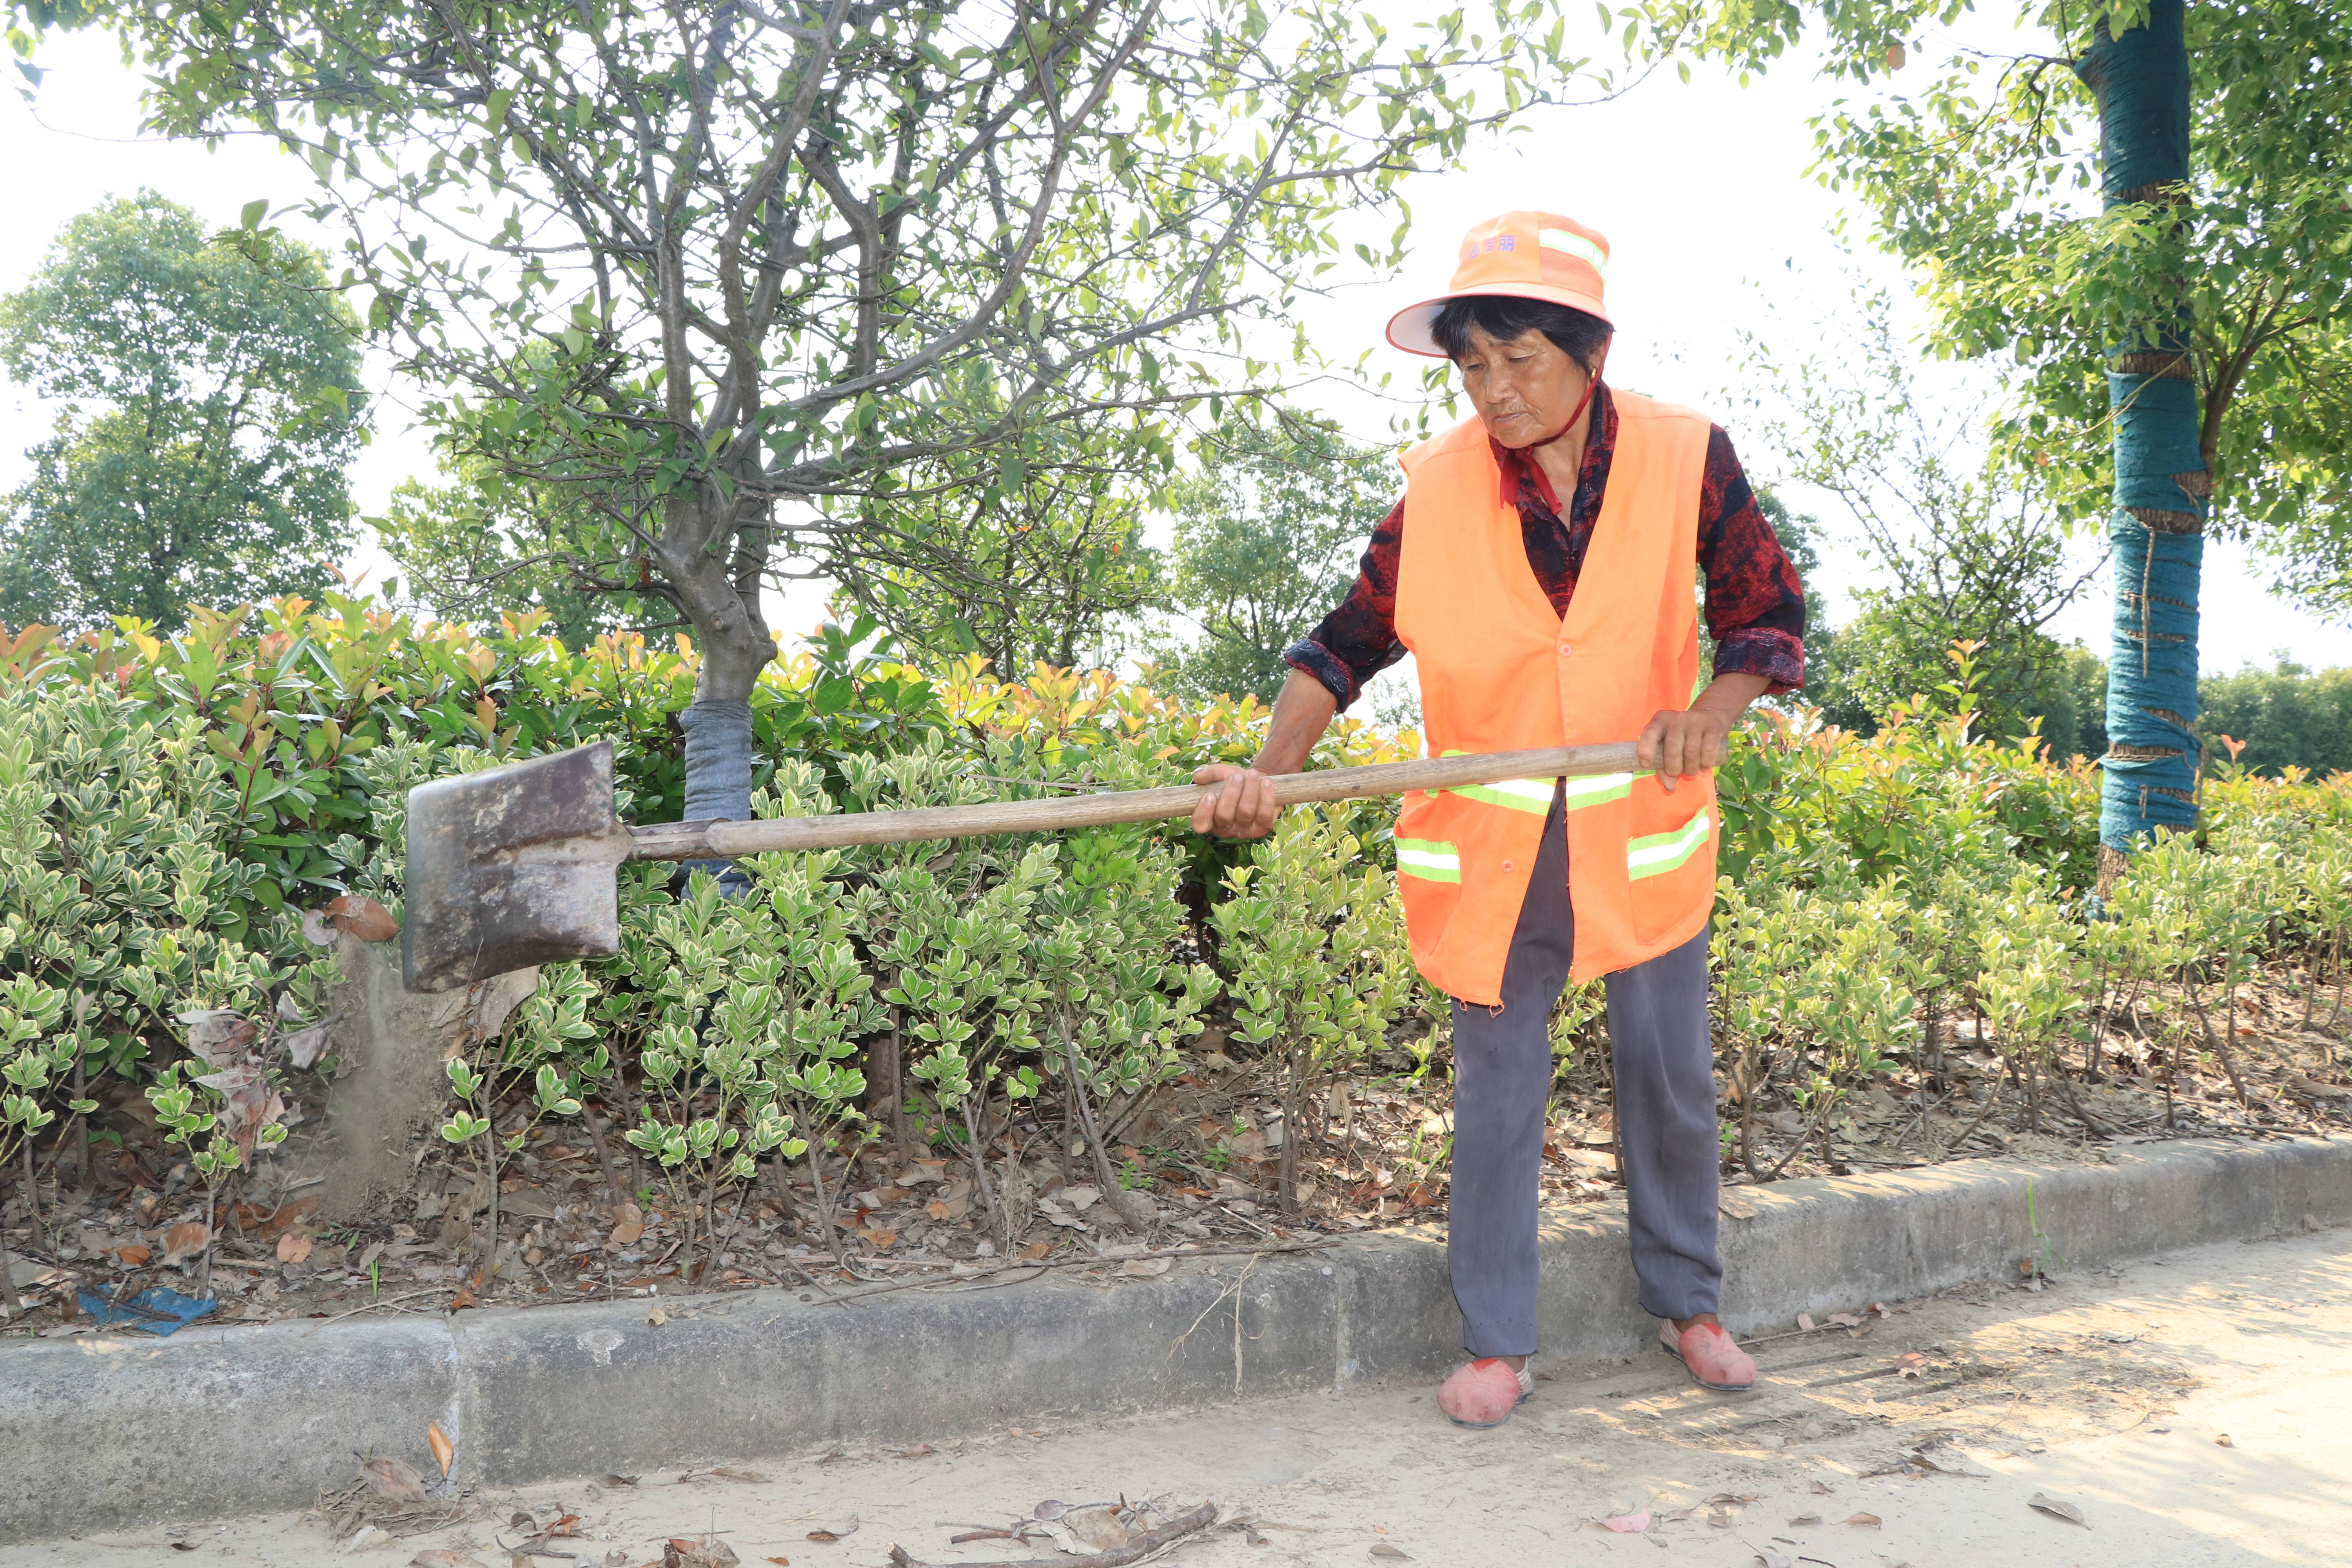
1437 1357 1535 1428
1660 1320 1757 1392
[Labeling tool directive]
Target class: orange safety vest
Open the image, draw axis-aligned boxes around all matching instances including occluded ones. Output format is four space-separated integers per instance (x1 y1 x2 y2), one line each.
1392 390 1718 1003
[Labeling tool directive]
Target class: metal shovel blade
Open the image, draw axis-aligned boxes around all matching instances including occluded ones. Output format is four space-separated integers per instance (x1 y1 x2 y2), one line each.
400 741 634 993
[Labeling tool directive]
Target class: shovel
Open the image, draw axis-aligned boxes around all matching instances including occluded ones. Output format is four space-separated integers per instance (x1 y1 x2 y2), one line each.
399 737 1642 993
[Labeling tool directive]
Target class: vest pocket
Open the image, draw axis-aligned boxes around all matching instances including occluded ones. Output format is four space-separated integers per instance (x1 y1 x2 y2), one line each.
1626 803 1712 881
1395 837 1462 883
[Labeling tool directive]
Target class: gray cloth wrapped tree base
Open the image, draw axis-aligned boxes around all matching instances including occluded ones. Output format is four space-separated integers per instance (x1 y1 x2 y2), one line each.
677 695 755 894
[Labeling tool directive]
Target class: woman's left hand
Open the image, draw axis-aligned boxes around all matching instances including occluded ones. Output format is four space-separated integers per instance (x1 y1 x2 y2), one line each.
1637 706 1736 794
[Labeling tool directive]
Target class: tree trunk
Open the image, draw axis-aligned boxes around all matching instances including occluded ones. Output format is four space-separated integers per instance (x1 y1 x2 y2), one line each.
2076 2 2207 858
867 1014 909 1167
677 695 757 893
663 483 778 895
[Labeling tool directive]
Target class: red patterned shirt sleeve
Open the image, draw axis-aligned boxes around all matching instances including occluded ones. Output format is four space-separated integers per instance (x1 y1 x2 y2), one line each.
1697 425 1807 695
1283 496 1407 710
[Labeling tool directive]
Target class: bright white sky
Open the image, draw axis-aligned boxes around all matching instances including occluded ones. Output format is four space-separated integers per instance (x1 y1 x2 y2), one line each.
3 18 2347 675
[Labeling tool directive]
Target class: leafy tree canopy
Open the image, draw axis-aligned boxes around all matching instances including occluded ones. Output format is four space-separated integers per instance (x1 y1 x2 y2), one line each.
824 410 1163 677
1644 0 2352 612
374 458 643 650
0 191 365 632
1733 288 2103 744
1154 415 1392 705
39 0 1642 708
2199 659 2352 778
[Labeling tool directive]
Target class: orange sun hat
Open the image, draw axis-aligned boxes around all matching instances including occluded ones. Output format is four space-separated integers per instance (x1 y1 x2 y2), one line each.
1385 210 1612 357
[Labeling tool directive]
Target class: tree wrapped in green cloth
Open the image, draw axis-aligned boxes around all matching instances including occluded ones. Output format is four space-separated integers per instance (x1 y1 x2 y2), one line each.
1646 0 2352 862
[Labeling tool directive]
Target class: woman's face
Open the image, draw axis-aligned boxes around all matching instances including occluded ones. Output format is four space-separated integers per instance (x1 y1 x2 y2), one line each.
1455 325 1594 449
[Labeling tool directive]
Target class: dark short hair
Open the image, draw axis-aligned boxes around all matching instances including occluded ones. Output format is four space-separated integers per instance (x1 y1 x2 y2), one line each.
1430 294 1612 369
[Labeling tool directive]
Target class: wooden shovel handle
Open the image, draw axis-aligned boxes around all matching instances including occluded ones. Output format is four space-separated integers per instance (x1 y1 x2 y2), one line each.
630 742 1642 861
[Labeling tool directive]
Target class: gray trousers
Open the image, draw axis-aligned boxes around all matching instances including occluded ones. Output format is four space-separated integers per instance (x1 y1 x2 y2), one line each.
1447 784 1721 1357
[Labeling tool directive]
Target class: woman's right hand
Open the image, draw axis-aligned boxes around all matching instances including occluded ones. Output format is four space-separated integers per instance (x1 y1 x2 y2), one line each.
1191 763 1280 839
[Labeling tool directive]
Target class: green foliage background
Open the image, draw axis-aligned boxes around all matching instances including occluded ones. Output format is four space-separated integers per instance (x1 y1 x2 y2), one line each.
1 602 2348 1245
0 192 365 632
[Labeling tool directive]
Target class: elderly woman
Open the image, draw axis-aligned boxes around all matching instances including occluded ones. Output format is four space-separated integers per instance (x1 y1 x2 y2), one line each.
1191 211 1806 1428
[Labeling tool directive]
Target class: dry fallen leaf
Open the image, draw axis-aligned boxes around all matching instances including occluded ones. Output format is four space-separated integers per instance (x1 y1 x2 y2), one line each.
602 1475 639 1488
1843 1513 1882 1529
161 1221 209 1267
281 1024 328 1070
610 1201 646 1246
646 1304 668 1327
1787 1515 1821 1528
177 1009 259 1066
1600 1510 1651 1534
2028 1492 2088 1526
765 1560 791 1567
1828 1312 1863 1328
2214 1433 2234 1447
277 1230 314 1265
662 1537 740 1568
426 1421 455 1478
1121 1256 1174 1278
806 1515 859 1544
1369 1546 1411 1561
359 1455 428 1503
327 893 400 943
1896 1351 1928 1379
1796 1312 1816 1332
115 1243 151 1268
1809 1480 1833 1495
194 1061 286 1161
1054 1506 1132 1552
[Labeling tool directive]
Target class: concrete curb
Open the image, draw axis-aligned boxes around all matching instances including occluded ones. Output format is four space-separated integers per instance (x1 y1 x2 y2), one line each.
5 1134 2348 1541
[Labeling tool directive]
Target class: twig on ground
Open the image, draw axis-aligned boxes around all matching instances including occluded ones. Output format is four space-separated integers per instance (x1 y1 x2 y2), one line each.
580 1108 627 1202
1940 1087 2009 1156
2048 1067 2113 1137
887 1501 1218 1568
298 1288 458 1336
2184 980 2253 1107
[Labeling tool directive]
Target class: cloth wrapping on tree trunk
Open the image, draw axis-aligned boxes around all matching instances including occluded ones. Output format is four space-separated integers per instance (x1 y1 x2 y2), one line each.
678 695 755 892
2101 370 2206 846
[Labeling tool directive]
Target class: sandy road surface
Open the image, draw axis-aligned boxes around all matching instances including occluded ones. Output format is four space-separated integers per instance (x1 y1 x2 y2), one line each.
11 1227 2351 1568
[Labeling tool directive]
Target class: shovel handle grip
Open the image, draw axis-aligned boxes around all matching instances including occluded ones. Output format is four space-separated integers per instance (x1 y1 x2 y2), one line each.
633 742 1644 860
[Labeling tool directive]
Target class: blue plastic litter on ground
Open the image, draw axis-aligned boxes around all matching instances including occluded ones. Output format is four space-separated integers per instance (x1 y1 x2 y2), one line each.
78 1286 217 1336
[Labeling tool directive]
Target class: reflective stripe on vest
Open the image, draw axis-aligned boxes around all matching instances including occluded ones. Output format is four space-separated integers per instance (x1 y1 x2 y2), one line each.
1628 809 1713 879
1395 838 1461 882
1390 390 1719 1002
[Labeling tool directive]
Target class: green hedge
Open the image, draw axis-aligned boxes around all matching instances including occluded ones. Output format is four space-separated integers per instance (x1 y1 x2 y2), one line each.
3 603 2348 1278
